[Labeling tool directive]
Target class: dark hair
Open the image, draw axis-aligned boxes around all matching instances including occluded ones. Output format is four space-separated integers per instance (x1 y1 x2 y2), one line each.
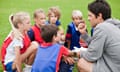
88 0 111 20
41 24 58 42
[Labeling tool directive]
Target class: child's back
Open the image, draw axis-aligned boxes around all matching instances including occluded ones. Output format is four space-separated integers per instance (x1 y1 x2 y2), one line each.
32 43 61 72
31 24 74 72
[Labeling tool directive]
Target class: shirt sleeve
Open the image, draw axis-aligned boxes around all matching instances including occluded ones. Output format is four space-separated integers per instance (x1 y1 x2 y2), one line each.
81 33 92 45
60 46 69 56
27 28 34 41
81 27 107 62
65 25 72 40
13 38 23 49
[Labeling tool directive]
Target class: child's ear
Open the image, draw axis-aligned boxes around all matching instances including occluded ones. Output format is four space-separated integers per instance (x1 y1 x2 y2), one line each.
34 18 37 22
53 35 57 41
72 16 74 20
17 23 22 28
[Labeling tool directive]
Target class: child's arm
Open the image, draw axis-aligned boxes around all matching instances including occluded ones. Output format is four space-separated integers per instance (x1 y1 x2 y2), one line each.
12 38 23 72
27 29 34 41
65 25 72 49
62 45 78 57
65 40 71 49
62 46 80 63
13 46 22 72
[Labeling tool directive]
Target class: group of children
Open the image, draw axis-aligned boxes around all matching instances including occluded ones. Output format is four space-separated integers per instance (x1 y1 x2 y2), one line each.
1 6 88 72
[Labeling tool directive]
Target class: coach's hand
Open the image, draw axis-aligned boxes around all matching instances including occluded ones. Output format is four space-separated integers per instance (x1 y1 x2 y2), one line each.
78 20 87 34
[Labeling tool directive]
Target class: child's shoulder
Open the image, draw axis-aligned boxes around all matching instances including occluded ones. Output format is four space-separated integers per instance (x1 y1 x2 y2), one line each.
67 22 75 30
56 20 61 26
68 22 74 26
54 43 61 47
53 43 65 49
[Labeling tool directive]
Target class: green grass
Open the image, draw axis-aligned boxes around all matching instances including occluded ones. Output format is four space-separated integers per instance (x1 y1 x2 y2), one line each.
0 0 120 71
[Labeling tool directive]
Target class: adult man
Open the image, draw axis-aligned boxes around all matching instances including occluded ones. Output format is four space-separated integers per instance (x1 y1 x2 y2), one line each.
77 0 120 72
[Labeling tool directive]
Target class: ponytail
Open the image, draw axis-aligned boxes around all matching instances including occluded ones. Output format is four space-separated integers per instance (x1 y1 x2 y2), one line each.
9 14 23 40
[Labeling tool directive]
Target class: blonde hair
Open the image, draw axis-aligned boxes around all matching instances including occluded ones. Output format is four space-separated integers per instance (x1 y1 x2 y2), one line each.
9 12 30 39
48 6 61 20
72 10 83 18
34 8 45 18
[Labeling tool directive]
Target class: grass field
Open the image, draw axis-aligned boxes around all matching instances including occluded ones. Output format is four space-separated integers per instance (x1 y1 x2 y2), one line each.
0 0 120 71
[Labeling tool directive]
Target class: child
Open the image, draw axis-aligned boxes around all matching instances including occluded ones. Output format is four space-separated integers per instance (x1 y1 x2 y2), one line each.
27 8 46 44
46 6 66 46
1 12 38 72
57 29 65 45
65 10 84 50
62 10 85 72
31 24 77 72
47 7 74 71
46 6 61 27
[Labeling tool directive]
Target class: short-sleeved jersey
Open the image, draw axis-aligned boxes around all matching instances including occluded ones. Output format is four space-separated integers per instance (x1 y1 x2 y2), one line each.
1 32 30 70
65 22 81 50
27 25 44 44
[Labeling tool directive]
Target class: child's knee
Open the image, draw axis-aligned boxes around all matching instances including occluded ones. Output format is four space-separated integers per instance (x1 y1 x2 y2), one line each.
30 41 39 50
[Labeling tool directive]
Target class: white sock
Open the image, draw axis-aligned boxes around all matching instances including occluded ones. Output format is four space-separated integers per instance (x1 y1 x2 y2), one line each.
25 64 32 68
23 64 32 72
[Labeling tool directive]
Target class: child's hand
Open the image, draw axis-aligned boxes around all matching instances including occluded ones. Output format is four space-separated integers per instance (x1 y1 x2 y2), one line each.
63 56 75 65
13 59 22 72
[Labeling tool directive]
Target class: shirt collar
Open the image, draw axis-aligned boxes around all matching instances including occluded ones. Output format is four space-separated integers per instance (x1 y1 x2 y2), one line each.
75 25 78 31
41 42 53 47
72 22 78 31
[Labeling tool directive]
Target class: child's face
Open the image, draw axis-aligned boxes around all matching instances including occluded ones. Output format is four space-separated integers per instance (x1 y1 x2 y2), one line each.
35 13 46 27
58 30 65 41
49 13 57 24
22 17 31 31
54 30 65 43
73 16 83 27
